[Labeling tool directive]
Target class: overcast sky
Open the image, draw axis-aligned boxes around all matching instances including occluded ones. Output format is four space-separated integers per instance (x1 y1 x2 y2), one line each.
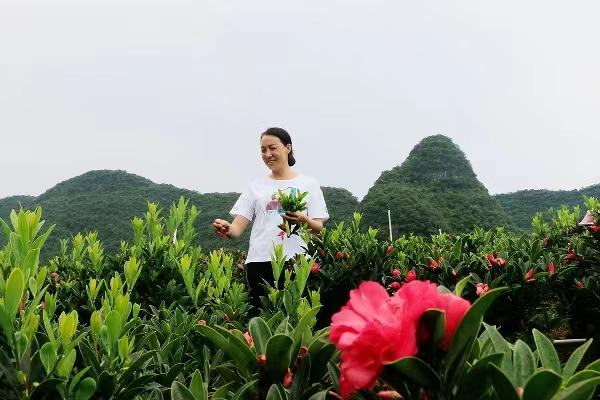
1 0 599 201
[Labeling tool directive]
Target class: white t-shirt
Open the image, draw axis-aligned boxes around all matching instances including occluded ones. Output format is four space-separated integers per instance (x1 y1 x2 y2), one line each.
230 173 329 263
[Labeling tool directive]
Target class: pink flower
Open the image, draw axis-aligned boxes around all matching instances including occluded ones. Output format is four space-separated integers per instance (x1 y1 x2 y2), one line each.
392 280 470 351
575 280 585 289
39 301 46 310
386 245 393 256
277 231 285 240
486 254 506 267
406 270 417 282
476 283 489 297
243 331 254 347
389 282 401 291
330 282 417 396
377 391 402 399
525 269 535 283
391 268 400 278
310 263 321 275
548 262 555 275
590 225 600 233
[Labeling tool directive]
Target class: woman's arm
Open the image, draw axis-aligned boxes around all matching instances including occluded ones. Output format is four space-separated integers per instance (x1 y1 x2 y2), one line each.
213 215 251 239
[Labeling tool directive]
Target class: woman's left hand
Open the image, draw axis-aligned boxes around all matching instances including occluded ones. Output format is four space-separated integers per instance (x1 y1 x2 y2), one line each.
282 211 306 224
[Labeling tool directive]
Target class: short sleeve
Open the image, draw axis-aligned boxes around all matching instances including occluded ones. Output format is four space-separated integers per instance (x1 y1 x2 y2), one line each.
307 180 329 221
230 185 255 221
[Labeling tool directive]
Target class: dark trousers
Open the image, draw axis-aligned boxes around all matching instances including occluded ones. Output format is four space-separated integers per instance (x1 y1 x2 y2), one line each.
245 261 287 315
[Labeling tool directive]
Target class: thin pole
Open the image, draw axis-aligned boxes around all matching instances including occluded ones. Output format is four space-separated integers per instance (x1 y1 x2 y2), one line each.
388 209 393 242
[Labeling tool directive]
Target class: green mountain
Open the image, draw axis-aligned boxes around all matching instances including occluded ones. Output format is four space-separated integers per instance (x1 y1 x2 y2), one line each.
494 184 600 230
0 170 359 259
360 135 514 237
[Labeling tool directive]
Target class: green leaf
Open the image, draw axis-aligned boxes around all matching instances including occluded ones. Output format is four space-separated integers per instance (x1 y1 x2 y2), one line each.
532 329 560 373
5 268 25 317
57 348 77 378
171 381 196 400
196 324 256 373
566 370 600 387
382 356 441 389
445 287 509 384
233 379 258 399
522 369 562 400
420 309 446 346
563 339 593 379
73 377 97 400
513 340 536 388
249 317 272 356
190 369 207 400
105 310 122 349
266 334 294 380
40 342 57 375
454 273 472 297
266 384 286 400
454 353 503 400
488 364 519 400
551 377 600 400
293 306 321 346
118 350 156 386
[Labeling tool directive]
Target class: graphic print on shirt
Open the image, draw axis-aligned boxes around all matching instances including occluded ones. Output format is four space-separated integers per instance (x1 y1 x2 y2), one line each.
264 187 299 216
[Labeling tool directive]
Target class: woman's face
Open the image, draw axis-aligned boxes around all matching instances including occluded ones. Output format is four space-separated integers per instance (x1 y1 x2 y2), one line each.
260 135 290 171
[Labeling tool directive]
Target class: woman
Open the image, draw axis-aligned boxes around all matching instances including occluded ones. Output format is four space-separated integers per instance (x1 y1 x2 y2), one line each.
213 127 329 312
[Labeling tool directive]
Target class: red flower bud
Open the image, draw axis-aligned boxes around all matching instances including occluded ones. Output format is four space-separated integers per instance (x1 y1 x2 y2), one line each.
257 354 267 367
406 269 417 282
283 368 293 388
391 268 400 278
389 282 401 291
243 331 254 347
548 262 555 275
310 263 320 275
386 245 393 256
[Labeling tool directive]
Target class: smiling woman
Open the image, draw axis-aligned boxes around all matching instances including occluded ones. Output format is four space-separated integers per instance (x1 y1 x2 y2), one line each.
212 127 329 314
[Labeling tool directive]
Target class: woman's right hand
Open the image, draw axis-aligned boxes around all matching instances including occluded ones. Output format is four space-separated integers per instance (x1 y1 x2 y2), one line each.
213 218 231 238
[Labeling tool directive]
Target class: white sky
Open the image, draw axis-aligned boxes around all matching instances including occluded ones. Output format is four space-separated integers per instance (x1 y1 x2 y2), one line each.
1 0 599 200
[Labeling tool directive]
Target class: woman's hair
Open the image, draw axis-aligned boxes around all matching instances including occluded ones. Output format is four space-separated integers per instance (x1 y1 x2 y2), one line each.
261 127 296 166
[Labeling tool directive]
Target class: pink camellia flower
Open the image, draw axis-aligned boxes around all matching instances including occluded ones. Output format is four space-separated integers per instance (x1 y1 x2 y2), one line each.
525 269 535 283
243 331 254 347
476 283 489 297
486 254 497 266
391 268 400 278
386 245 393 256
329 282 418 397
311 263 321 275
575 280 585 289
548 262 555 275
406 270 417 282
283 368 293 388
392 280 471 351
428 259 439 270
389 282 401 291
